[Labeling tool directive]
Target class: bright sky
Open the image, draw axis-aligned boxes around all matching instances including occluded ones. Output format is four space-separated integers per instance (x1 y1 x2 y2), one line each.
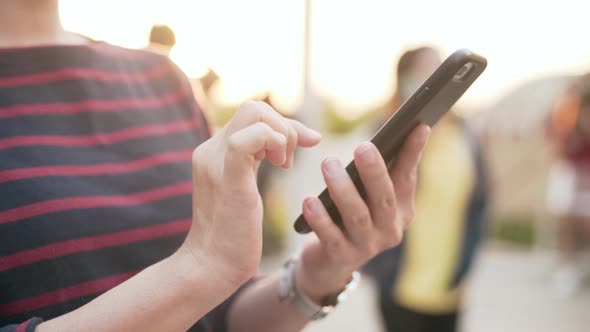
60 0 590 115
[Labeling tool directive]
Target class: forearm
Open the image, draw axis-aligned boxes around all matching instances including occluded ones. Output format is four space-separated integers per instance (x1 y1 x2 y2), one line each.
226 273 309 332
37 249 237 332
227 253 354 332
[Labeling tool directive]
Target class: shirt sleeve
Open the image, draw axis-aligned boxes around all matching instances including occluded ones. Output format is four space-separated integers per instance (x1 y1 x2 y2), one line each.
206 278 258 332
0 318 43 332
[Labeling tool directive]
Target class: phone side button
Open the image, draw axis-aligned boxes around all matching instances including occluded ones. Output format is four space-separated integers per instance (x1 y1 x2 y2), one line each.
414 87 430 102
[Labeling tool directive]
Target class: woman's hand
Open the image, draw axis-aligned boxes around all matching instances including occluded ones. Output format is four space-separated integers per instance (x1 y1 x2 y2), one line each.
181 101 321 290
296 125 430 302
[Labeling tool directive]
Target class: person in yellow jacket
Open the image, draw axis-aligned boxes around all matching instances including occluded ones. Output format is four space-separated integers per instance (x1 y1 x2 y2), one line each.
364 47 490 332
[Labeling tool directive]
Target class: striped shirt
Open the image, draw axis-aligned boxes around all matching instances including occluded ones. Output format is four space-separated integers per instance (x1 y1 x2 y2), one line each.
0 42 236 331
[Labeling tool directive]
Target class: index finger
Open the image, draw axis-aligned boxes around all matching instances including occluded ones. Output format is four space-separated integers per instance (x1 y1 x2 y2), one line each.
227 100 290 139
287 119 322 147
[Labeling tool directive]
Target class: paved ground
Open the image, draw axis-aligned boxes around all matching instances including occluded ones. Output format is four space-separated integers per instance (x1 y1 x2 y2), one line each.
460 247 590 332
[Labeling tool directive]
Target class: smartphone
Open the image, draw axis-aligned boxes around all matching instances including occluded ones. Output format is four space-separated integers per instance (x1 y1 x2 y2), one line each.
294 48 487 234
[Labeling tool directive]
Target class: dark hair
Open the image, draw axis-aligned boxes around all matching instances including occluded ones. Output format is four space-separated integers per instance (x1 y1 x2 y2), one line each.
385 46 439 113
149 25 176 47
396 46 438 84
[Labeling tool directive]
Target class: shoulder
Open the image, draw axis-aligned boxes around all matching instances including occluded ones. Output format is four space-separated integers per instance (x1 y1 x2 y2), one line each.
91 42 164 60
91 43 176 70
91 43 210 137
90 42 195 90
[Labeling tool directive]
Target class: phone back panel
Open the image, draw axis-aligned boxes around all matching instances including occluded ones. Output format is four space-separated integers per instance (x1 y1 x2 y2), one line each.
374 49 487 164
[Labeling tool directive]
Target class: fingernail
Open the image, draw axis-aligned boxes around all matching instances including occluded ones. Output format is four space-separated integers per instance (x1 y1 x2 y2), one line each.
304 197 318 214
420 126 431 143
323 158 342 176
309 129 322 140
356 142 376 164
283 155 293 169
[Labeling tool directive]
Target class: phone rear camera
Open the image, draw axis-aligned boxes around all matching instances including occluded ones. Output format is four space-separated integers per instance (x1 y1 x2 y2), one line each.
453 63 474 82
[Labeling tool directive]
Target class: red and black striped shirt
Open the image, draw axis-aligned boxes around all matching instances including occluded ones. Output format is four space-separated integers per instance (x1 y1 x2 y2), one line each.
0 42 234 331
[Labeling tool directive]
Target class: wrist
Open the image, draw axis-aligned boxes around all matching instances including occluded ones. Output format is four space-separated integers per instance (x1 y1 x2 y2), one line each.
171 245 249 299
295 256 354 305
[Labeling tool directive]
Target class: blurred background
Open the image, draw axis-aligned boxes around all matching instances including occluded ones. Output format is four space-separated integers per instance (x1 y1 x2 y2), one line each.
59 1 590 331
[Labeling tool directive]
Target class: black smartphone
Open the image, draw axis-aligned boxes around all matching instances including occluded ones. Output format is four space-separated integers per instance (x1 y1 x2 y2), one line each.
294 48 487 234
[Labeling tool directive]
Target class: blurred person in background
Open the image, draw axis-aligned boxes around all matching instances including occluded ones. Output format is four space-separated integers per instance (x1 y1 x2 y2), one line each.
545 73 590 297
0 1 431 331
191 67 220 123
364 46 490 332
145 24 176 56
